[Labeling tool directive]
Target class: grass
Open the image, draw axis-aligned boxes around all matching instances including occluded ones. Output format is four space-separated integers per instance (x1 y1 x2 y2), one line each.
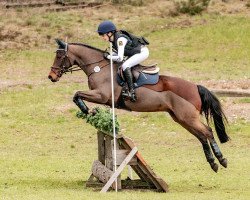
0 84 249 199
148 15 250 80
236 97 250 103
0 1 249 199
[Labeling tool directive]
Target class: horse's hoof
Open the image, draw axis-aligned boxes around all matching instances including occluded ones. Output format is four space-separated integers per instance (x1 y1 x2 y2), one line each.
210 163 219 173
219 158 227 168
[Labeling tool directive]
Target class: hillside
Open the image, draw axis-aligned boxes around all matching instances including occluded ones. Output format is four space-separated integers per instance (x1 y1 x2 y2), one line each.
0 0 249 51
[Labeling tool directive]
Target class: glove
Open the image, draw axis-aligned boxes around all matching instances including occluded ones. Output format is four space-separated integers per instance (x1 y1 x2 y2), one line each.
103 52 110 59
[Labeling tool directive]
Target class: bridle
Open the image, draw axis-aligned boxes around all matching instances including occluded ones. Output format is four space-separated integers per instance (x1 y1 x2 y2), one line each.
50 49 74 77
50 44 109 78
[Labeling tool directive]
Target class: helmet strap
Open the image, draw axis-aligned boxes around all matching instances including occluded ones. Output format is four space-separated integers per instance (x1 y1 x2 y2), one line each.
107 31 115 42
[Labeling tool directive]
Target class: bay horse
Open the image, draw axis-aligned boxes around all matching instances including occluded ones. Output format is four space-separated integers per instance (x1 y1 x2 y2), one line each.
48 39 229 172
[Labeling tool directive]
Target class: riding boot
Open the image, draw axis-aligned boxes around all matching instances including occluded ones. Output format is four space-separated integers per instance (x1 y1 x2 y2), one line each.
123 68 137 102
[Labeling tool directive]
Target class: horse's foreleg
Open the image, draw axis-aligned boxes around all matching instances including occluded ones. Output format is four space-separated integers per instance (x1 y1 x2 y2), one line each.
73 97 89 114
73 90 109 113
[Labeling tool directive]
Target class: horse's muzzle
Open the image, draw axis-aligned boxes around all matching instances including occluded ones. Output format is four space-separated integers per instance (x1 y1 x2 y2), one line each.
48 75 58 82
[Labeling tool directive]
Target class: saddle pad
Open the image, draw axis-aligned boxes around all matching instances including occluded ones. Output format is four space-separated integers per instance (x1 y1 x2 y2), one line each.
117 72 159 88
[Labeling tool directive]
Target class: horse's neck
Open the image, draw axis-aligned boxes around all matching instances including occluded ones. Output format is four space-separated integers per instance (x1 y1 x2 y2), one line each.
71 45 103 72
71 44 119 88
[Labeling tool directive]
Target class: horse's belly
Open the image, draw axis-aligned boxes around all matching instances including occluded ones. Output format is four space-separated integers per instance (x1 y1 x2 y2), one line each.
124 88 172 112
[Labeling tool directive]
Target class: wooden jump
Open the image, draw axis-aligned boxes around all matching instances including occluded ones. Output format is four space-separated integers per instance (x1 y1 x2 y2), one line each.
86 130 168 192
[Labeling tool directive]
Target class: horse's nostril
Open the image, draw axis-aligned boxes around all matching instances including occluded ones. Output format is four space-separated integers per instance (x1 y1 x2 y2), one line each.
48 75 52 80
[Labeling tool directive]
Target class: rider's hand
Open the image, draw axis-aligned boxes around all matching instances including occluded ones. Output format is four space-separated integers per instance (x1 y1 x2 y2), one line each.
103 52 110 59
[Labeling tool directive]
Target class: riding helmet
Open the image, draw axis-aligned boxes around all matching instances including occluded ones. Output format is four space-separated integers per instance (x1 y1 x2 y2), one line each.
97 20 116 35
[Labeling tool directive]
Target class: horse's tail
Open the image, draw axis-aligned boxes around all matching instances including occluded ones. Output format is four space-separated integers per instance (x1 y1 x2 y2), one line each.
197 85 230 143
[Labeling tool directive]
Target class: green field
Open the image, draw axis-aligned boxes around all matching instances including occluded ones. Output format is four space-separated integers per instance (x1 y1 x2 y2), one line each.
0 1 250 199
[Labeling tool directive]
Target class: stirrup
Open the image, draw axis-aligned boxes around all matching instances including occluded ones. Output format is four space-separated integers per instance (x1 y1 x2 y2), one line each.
130 92 137 102
122 90 137 102
125 91 137 102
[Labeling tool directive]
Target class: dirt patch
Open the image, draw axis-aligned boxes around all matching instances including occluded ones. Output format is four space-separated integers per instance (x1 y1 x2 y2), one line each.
208 0 250 16
198 79 250 90
223 97 250 122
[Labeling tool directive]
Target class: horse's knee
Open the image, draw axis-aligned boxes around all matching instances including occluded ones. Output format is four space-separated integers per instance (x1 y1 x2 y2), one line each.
73 91 81 101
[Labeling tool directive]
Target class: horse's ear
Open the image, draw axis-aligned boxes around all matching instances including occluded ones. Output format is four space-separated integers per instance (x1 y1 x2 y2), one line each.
55 38 66 49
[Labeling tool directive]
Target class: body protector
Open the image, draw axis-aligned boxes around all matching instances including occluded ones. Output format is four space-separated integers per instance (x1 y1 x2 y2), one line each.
112 30 149 58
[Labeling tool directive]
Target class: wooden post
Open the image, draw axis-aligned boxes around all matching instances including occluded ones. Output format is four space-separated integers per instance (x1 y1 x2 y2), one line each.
97 131 105 165
105 135 113 171
86 131 169 192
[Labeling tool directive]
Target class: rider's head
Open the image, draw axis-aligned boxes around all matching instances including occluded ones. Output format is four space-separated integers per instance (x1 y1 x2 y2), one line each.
97 20 117 42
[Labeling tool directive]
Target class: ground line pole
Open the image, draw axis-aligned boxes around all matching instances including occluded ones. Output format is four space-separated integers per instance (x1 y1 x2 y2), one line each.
109 42 118 192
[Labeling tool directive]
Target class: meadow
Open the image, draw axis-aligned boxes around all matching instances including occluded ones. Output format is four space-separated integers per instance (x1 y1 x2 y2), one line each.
0 1 249 199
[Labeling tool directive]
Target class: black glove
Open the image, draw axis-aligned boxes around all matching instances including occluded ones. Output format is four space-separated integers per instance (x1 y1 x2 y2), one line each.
103 52 110 59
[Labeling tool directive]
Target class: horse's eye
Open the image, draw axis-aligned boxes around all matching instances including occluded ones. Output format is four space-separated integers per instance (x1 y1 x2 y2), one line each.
57 52 65 58
56 54 62 58
56 50 65 57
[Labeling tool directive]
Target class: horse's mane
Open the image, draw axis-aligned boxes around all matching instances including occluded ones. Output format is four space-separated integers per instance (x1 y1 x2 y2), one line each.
69 42 105 53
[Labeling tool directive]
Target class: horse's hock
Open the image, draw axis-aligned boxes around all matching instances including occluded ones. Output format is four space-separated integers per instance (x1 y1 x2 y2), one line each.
86 130 168 192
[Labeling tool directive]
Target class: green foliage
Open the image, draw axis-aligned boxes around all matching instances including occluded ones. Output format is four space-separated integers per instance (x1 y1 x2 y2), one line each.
175 0 210 16
76 107 120 135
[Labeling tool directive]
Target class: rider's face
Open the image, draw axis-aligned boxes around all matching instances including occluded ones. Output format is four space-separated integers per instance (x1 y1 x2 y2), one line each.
101 34 109 42
100 32 113 42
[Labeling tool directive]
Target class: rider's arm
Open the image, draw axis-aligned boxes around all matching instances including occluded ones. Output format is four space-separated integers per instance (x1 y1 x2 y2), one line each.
107 37 127 62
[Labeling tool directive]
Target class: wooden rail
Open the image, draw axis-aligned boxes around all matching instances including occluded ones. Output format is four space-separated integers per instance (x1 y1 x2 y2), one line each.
212 89 250 97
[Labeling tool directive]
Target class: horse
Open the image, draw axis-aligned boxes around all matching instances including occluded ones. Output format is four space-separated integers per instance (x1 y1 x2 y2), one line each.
48 39 229 172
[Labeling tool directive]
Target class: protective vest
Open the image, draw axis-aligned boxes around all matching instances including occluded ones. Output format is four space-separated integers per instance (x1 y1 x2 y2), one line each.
112 30 149 57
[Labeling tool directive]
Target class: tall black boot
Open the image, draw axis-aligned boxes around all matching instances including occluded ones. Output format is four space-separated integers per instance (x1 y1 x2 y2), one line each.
123 68 137 102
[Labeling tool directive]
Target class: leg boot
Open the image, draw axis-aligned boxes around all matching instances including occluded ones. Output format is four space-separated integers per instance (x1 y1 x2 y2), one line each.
123 68 137 102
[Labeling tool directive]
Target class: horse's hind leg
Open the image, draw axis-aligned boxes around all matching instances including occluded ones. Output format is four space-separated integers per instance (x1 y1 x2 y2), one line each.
152 91 222 172
169 111 219 172
206 136 227 168
210 138 227 168
201 139 219 172
202 125 227 168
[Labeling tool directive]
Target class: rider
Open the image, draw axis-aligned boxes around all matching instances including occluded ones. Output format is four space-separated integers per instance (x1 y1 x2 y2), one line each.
97 20 149 102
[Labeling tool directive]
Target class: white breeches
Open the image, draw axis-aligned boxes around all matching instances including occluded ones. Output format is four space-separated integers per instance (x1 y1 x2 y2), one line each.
122 46 149 71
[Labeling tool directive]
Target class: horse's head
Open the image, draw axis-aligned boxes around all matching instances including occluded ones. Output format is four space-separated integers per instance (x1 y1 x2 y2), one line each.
48 39 75 82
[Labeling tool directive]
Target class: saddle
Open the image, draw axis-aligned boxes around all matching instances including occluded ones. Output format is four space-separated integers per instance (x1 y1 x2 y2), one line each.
118 63 159 81
117 63 160 89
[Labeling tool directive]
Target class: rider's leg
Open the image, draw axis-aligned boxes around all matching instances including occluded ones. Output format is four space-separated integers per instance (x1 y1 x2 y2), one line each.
122 47 149 101
123 67 136 102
